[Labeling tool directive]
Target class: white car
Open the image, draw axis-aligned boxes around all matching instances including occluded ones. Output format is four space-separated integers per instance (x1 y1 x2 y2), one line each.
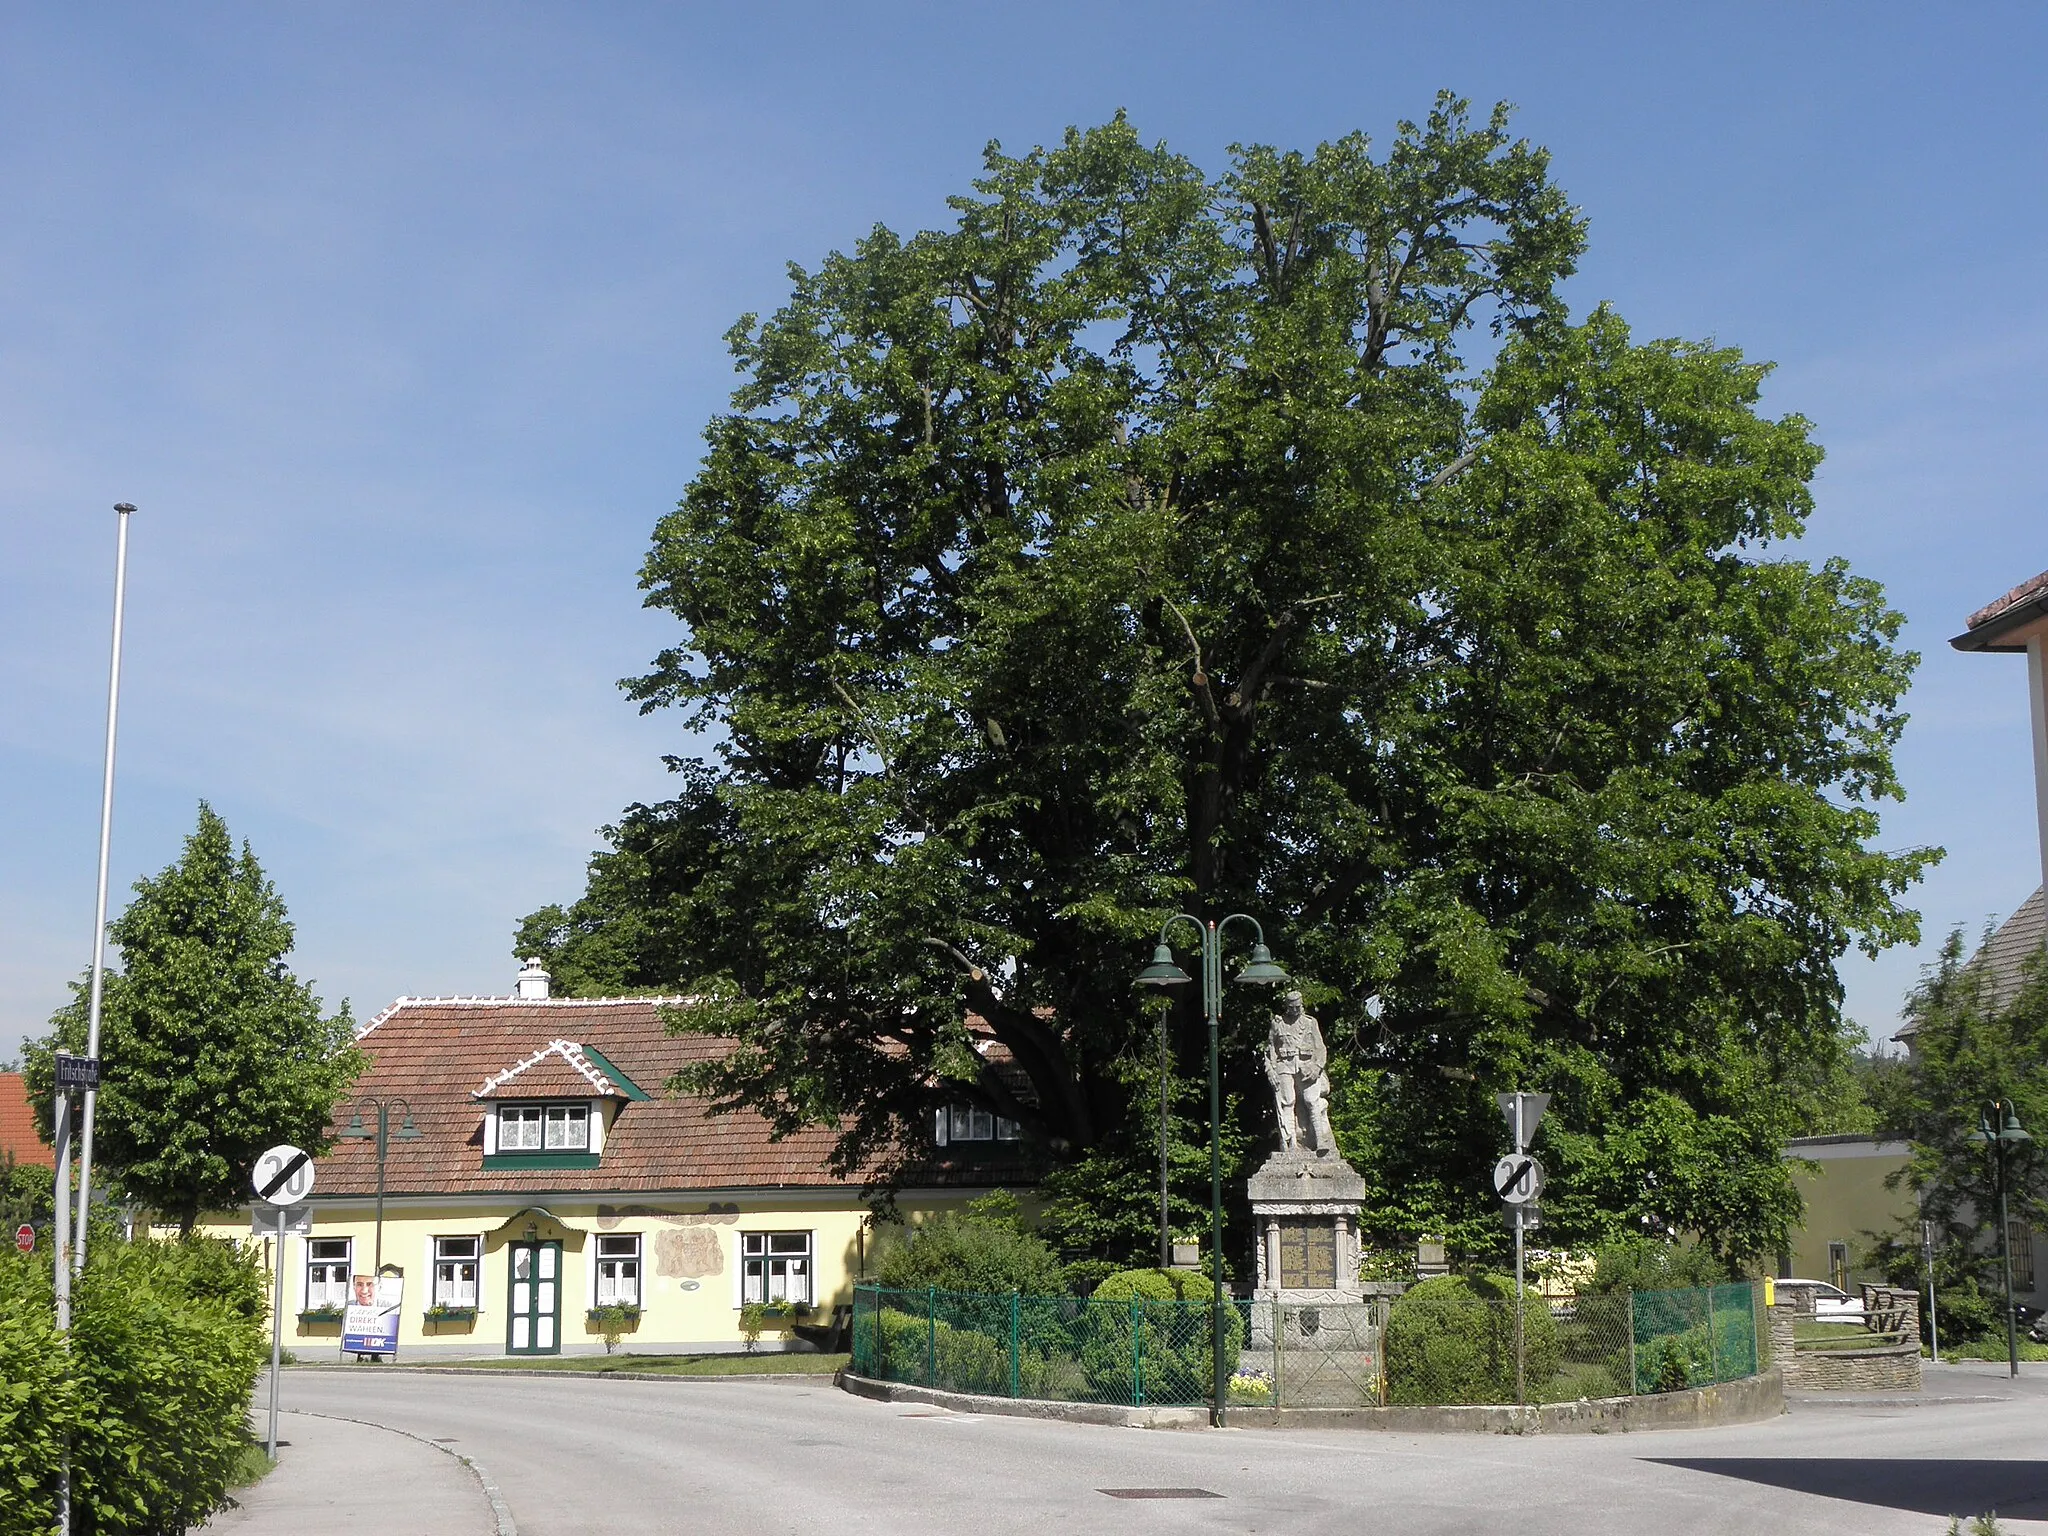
1775 1278 1867 1322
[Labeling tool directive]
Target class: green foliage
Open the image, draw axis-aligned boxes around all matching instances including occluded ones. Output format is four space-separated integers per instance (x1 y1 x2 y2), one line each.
1384 1273 1558 1405
22 804 361 1232
0 1235 267 1536
1579 1235 1733 1295
523 99 1930 1270
1080 1267 1242 1403
1866 932 2048 1322
0 1152 54 1234
586 1304 639 1353
876 1191 1067 1296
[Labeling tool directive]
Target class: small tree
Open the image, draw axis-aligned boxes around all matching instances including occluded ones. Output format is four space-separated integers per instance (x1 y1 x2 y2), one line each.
23 803 361 1233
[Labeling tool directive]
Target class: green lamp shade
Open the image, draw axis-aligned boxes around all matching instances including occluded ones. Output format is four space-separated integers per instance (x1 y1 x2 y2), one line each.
1234 943 1290 986
1135 944 1192 987
2003 1107 2032 1144
340 1112 369 1140
396 1115 423 1141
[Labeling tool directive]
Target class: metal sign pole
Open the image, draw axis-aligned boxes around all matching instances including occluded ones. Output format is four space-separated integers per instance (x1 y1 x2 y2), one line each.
1922 1219 1940 1357
1512 1098 1525 1406
73 502 134 1276
268 1206 287 1458
51 1090 73 1536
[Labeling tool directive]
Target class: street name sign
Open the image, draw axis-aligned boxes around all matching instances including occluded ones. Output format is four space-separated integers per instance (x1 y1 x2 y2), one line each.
53 1053 101 1090
1492 1153 1544 1206
253 1144 315 1206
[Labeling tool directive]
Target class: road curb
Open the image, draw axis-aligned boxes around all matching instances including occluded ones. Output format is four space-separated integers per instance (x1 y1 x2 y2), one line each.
284 1408 517 1536
285 1363 834 1384
836 1368 1784 1434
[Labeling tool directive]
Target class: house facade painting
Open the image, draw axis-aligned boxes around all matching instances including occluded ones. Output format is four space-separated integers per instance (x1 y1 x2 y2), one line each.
201 967 1022 1357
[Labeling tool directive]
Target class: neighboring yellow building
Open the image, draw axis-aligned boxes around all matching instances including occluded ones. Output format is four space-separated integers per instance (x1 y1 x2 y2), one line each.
205 965 1026 1359
1781 1135 1914 1288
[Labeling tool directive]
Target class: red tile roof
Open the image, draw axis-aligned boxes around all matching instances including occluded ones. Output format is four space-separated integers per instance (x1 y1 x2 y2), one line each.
1968 568 2048 631
1956 567 2048 652
0 1073 53 1168
318 997 1028 1199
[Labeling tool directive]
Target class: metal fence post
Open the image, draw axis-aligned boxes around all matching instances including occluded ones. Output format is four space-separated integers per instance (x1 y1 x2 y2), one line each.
1707 1287 1721 1384
1131 1298 1143 1406
1626 1290 1638 1394
1009 1291 1021 1398
927 1285 937 1387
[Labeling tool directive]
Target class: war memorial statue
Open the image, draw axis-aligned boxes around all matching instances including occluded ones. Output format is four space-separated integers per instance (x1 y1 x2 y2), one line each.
1262 990 1338 1157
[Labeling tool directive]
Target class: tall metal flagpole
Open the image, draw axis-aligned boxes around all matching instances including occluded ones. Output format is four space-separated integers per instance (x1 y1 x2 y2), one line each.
72 503 134 1274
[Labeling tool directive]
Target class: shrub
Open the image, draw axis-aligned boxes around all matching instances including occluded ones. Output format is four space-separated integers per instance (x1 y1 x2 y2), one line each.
1384 1273 1559 1405
1 1235 268 1536
1080 1268 1243 1404
875 1190 1066 1298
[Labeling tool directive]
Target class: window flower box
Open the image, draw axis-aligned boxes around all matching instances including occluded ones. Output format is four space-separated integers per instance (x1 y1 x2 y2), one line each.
297 1306 344 1325
424 1305 478 1326
585 1304 641 1325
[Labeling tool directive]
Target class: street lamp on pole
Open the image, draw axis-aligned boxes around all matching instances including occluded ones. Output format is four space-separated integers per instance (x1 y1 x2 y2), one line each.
1136 914 1289 1427
338 1096 421 1276
1978 1100 2032 1379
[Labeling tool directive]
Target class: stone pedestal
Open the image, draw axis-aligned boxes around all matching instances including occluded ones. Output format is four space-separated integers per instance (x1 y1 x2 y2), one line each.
1248 1149 1368 1300
1246 1151 1379 1405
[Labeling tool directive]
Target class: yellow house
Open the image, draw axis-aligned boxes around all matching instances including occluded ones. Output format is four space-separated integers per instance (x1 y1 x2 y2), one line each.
210 966 1026 1358
1781 1135 1914 1288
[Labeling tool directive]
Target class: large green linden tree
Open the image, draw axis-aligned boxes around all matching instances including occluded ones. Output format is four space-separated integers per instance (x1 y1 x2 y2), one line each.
520 98 1933 1267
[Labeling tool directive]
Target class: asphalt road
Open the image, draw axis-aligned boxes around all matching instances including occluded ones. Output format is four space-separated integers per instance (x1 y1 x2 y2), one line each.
266 1365 2048 1536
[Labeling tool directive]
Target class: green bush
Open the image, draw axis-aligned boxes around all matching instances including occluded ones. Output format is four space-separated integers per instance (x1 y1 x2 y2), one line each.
1580 1237 1732 1295
875 1191 1067 1298
1385 1273 1559 1405
1 1235 268 1536
1080 1268 1242 1404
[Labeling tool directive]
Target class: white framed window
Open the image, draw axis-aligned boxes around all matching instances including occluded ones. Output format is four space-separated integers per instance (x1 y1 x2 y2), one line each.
741 1231 812 1305
932 1104 1020 1145
498 1103 589 1152
434 1236 480 1307
307 1238 351 1309
596 1235 641 1308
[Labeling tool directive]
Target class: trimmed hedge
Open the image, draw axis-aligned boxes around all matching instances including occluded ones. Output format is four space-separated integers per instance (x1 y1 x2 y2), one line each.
1384 1273 1559 1405
0 1237 267 1536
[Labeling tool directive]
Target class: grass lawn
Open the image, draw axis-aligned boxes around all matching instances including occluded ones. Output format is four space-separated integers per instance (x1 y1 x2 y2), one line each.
409 1351 850 1377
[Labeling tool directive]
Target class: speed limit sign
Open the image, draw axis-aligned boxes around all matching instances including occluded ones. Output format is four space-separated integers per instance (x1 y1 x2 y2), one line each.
253 1144 316 1206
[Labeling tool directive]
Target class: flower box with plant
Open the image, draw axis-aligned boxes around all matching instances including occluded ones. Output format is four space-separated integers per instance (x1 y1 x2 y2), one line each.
424 1304 478 1325
586 1303 642 1354
296 1305 344 1325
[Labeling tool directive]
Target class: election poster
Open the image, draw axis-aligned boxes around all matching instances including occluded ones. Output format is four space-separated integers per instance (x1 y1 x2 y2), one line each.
342 1270 403 1356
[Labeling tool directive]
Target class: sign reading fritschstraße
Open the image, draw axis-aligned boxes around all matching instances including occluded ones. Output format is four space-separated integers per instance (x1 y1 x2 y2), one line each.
54 1053 101 1090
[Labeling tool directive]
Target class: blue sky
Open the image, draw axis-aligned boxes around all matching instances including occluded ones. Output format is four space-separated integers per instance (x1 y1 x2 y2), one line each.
3 4 2043 1060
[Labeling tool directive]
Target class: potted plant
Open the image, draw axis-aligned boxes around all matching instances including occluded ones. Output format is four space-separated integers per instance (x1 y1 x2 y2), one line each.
586 1303 641 1354
424 1303 478 1328
296 1305 344 1326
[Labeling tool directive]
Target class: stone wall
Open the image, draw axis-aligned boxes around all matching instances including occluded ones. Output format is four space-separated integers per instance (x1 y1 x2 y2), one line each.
1768 1292 1922 1392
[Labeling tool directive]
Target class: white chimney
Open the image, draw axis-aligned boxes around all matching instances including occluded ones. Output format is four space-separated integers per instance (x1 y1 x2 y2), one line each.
515 958 552 1000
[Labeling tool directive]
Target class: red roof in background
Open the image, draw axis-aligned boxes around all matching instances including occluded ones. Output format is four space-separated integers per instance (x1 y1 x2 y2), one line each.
0 1073 54 1168
315 996 1029 1199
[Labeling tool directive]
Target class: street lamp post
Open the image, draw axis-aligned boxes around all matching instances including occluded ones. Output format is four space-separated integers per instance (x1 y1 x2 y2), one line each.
1978 1100 2032 1379
1136 914 1289 1427
338 1096 421 1276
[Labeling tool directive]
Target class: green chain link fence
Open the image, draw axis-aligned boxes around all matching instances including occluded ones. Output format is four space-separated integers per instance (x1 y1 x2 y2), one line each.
850 1279 1764 1410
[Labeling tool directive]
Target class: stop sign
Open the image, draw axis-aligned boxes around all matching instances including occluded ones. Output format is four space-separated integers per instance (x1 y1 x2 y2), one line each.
14 1224 31 1253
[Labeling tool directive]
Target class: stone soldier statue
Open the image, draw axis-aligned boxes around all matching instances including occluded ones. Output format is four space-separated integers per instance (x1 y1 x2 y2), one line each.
1263 990 1336 1157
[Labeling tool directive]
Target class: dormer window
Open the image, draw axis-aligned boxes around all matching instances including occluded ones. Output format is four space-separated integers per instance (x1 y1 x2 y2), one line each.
499 1104 588 1152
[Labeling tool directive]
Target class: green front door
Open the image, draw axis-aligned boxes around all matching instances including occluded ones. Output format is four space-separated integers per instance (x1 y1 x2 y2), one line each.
507 1240 562 1355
